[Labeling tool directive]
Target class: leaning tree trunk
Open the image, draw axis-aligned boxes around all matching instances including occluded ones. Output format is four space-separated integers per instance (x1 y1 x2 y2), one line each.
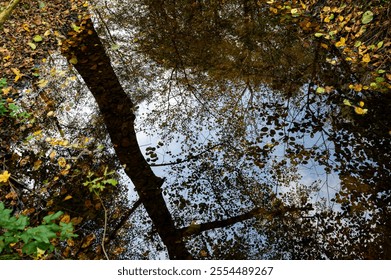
0 0 20 28
61 16 192 260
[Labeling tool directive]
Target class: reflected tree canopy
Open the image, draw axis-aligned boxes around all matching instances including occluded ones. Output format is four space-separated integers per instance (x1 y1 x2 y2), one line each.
0 0 390 259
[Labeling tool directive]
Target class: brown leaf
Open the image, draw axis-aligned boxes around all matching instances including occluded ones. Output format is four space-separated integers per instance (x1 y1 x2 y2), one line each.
81 234 96 248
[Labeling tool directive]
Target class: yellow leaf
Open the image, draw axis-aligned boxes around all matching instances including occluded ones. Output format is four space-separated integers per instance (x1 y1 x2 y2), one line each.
1 87 12 95
354 107 368 115
0 171 11 183
36 248 46 259
49 150 56 160
362 53 371 63
60 214 71 222
353 84 363 92
11 68 23 82
33 130 43 136
60 169 70 176
335 37 346 48
63 195 72 201
321 43 328 49
359 101 365 107
343 99 352 106
69 56 78 65
58 157 67 168
37 79 49 88
33 160 42 170
291 8 299 15
22 23 30 32
46 199 54 207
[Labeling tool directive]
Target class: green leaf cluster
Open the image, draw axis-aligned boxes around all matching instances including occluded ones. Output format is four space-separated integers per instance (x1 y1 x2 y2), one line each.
0 78 30 121
0 202 77 259
83 166 118 194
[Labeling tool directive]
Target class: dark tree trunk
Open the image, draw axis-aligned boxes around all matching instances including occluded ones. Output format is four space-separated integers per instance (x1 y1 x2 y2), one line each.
61 17 192 260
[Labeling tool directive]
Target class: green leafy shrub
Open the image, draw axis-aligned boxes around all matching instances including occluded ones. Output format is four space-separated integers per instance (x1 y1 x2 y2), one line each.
0 202 77 259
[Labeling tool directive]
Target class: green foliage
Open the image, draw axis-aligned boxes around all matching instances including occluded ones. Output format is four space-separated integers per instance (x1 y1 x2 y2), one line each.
83 166 118 194
0 202 77 259
0 77 30 121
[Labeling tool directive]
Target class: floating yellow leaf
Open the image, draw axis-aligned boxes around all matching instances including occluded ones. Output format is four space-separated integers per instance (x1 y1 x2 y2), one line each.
37 79 49 88
291 8 299 15
46 199 54 207
343 99 352 106
33 160 42 170
359 101 365 107
27 42 37 50
2 87 12 95
22 23 30 32
335 37 346 48
362 53 371 63
321 43 328 49
11 68 23 82
58 157 67 168
316 87 326 94
0 171 11 183
60 214 71 223
353 84 363 92
69 56 78 65
36 248 46 259
354 107 368 115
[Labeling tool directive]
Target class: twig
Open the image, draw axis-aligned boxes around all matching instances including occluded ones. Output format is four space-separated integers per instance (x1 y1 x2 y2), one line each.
97 194 109 260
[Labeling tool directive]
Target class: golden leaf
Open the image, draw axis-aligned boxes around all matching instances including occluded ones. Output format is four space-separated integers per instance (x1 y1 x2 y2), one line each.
11 68 23 82
69 56 78 65
1 87 12 95
0 171 11 183
37 79 49 88
335 37 346 48
49 150 56 160
33 160 42 170
46 199 54 207
58 157 67 168
63 195 72 201
353 84 363 92
60 214 71 223
354 107 368 115
362 53 371 63
67 239 75 247
5 191 17 200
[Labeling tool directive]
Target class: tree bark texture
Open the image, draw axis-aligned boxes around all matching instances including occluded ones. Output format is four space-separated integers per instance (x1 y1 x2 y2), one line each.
0 0 20 28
